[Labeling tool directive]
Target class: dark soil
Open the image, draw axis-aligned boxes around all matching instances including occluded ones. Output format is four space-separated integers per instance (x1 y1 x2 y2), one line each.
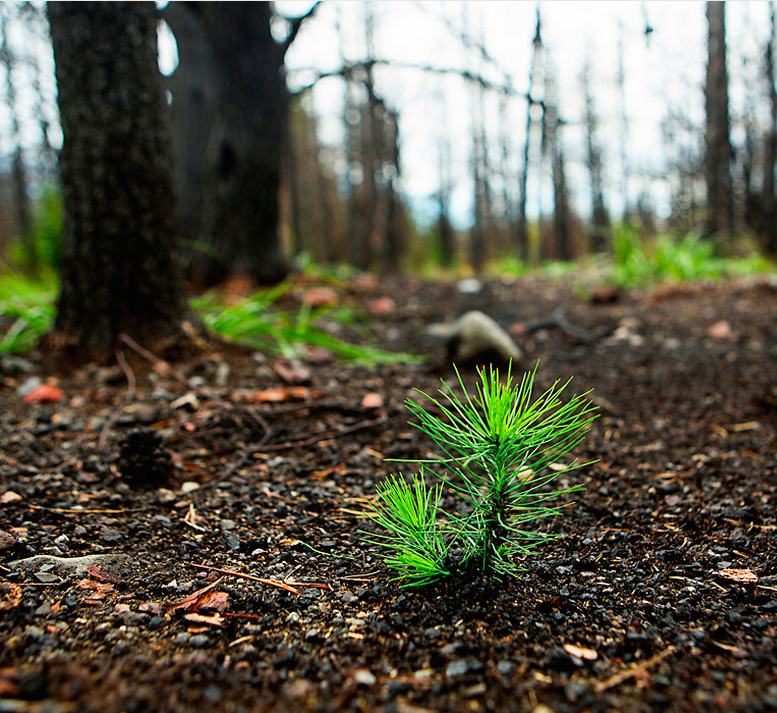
1 275 776 713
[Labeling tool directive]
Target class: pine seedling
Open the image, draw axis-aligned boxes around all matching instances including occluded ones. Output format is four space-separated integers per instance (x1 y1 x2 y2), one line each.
364 362 597 586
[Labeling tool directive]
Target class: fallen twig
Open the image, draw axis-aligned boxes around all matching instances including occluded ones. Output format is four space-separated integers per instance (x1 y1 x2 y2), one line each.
593 645 677 694
191 563 301 594
99 347 136 451
117 333 272 443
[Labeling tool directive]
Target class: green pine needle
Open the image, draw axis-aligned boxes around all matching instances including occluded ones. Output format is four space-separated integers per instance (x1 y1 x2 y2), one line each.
364 361 597 587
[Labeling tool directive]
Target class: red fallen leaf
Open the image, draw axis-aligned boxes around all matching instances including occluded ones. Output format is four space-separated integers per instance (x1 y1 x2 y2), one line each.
706 320 733 339
718 568 758 583
85 564 123 584
197 590 229 613
0 671 18 697
563 643 598 661
23 384 65 404
367 297 396 316
274 359 312 385
230 387 318 403
510 323 528 338
183 612 224 627
138 601 163 615
0 582 22 611
361 393 384 410
305 346 335 365
300 286 339 308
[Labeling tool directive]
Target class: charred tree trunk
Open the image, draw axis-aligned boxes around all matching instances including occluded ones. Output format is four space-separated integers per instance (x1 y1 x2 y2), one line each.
583 61 609 247
545 60 572 261
166 2 317 288
704 1 733 237
47 1 189 360
764 2 777 253
0 8 36 275
516 7 543 261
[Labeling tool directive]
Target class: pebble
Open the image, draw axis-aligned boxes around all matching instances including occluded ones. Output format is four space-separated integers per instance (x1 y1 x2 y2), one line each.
353 669 376 686
446 659 469 677
181 481 200 494
189 634 209 649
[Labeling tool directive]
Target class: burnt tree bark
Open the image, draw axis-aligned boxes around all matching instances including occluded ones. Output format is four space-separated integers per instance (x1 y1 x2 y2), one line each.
704 1 734 237
47 1 189 359
165 2 318 288
582 61 609 247
764 2 777 253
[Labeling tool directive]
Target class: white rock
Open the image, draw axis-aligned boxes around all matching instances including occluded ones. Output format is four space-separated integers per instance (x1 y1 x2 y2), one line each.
426 310 523 365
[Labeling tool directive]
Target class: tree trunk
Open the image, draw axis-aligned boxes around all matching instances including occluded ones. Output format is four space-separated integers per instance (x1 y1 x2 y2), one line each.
583 61 609 247
0 7 37 275
704 1 733 237
763 2 777 253
166 2 292 288
47 1 189 359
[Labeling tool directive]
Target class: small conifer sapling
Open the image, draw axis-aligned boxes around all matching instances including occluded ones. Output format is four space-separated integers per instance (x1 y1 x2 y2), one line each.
364 363 597 586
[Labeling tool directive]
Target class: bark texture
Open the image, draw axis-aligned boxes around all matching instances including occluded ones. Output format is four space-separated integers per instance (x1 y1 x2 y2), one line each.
48 1 188 358
704 1 733 237
166 2 293 287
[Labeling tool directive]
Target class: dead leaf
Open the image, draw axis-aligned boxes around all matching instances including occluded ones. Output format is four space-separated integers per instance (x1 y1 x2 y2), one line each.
84 564 123 584
304 346 335 365
197 590 229 613
361 393 384 410
230 387 317 403
367 297 396 316
0 582 22 611
274 359 312 385
706 320 733 339
563 643 598 661
166 578 225 611
718 568 758 584
138 601 163 615
712 641 749 658
300 286 339 308
184 612 225 627
23 383 65 403
728 421 759 433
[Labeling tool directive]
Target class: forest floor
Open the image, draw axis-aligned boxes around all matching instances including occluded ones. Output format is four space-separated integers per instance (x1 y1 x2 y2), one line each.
1 273 776 713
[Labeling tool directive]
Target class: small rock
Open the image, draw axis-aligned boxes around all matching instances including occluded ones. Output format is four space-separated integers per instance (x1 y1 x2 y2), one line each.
1 490 22 504
457 278 482 294
445 660 469 677
189 634 209 648
426 311 522 365
0 529 17 549
353 669 376 686
16 376 42 397
181 482 200 494
300 286 339 308
0 355 34 374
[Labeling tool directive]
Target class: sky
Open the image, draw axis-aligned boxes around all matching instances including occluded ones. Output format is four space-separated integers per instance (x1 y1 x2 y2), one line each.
275 1 774 228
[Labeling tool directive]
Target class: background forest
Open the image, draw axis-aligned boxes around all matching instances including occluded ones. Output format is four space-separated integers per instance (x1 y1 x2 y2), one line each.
0 1 776 326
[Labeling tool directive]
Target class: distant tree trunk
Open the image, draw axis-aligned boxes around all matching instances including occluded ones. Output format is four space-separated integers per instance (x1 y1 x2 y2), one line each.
437 109 455 267
583 61 609 247
616 23 631 221
516 8 543 261
544 60 572 261
763 2 777 253
166 2 318 288
47 1 189 360
704 1 733 237
0 7 37 275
